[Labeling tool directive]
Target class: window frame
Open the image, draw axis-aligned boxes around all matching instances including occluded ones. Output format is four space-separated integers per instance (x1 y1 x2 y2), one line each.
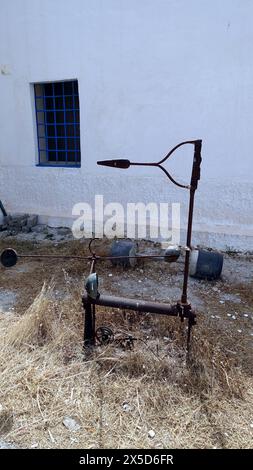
34 79 81 168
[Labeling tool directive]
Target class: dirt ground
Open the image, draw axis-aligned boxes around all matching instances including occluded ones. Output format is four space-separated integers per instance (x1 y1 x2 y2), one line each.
0 236 252 449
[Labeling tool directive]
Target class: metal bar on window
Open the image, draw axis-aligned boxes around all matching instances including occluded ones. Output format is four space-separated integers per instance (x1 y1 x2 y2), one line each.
34 87 41 164
62 82 67 162
36 94 78 99
73 81 77 163
42 85 49 163
52 83 58 162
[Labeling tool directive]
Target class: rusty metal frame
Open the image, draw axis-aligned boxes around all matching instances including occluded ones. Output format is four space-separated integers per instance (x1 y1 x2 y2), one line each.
83 140 202 350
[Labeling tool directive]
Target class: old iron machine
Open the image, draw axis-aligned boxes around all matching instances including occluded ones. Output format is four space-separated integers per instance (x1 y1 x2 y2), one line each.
82 140 202 350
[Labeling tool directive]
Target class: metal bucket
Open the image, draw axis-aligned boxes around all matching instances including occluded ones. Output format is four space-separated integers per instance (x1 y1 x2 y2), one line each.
189 249 223 280
109 240 137 267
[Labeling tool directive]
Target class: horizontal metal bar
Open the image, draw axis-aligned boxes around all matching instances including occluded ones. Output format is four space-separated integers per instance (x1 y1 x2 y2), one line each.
13 252 187 261
39 149 80 153
36 95 79 98
38 123 79 126
36 163 81 168
46 136 80 139
36 109 79 112
82 293 180 316
14 253 168 260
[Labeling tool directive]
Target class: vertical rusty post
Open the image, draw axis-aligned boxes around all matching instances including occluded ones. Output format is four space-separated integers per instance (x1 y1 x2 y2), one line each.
181 189 195 304
181 140 202 304
92 303 96 342
83 299 95 347
83 255 97 348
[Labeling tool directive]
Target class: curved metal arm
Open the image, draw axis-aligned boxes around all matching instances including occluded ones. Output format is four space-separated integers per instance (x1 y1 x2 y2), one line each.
157 164 190 189
157 140 197 165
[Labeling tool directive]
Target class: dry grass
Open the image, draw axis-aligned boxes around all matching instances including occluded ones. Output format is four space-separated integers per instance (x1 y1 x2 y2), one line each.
0 279 252 449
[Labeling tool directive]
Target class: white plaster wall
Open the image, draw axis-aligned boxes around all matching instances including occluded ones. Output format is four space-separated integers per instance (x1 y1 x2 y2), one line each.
0 0 252 250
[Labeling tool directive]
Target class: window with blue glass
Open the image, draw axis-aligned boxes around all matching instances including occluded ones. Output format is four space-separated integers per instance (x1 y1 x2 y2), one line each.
34 80 81 166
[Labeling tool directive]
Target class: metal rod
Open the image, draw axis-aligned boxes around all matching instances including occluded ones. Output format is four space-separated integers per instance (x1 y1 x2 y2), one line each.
90 257 96 273
157 140 197 165
187 318 192 352
83 299 95 347
92 303 96 344
130 161 189 189
181 188 195 304
0 201 7 217
13 253 183 261
181 140 202 304
157 164 189 189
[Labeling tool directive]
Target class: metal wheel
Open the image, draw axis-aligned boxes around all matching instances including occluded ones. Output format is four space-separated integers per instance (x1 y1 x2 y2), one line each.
95 326 114 345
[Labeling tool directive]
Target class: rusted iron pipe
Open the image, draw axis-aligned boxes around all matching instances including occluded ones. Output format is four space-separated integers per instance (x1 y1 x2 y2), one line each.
181 140 202 304
82 293 180 316
84 299 95 347
4 252 188 262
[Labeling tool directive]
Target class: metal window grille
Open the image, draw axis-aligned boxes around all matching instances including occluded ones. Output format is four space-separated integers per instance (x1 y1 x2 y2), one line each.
34 80 81 167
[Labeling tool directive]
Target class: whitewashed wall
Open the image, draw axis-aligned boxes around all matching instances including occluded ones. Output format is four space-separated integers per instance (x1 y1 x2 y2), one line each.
0 0 252 250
